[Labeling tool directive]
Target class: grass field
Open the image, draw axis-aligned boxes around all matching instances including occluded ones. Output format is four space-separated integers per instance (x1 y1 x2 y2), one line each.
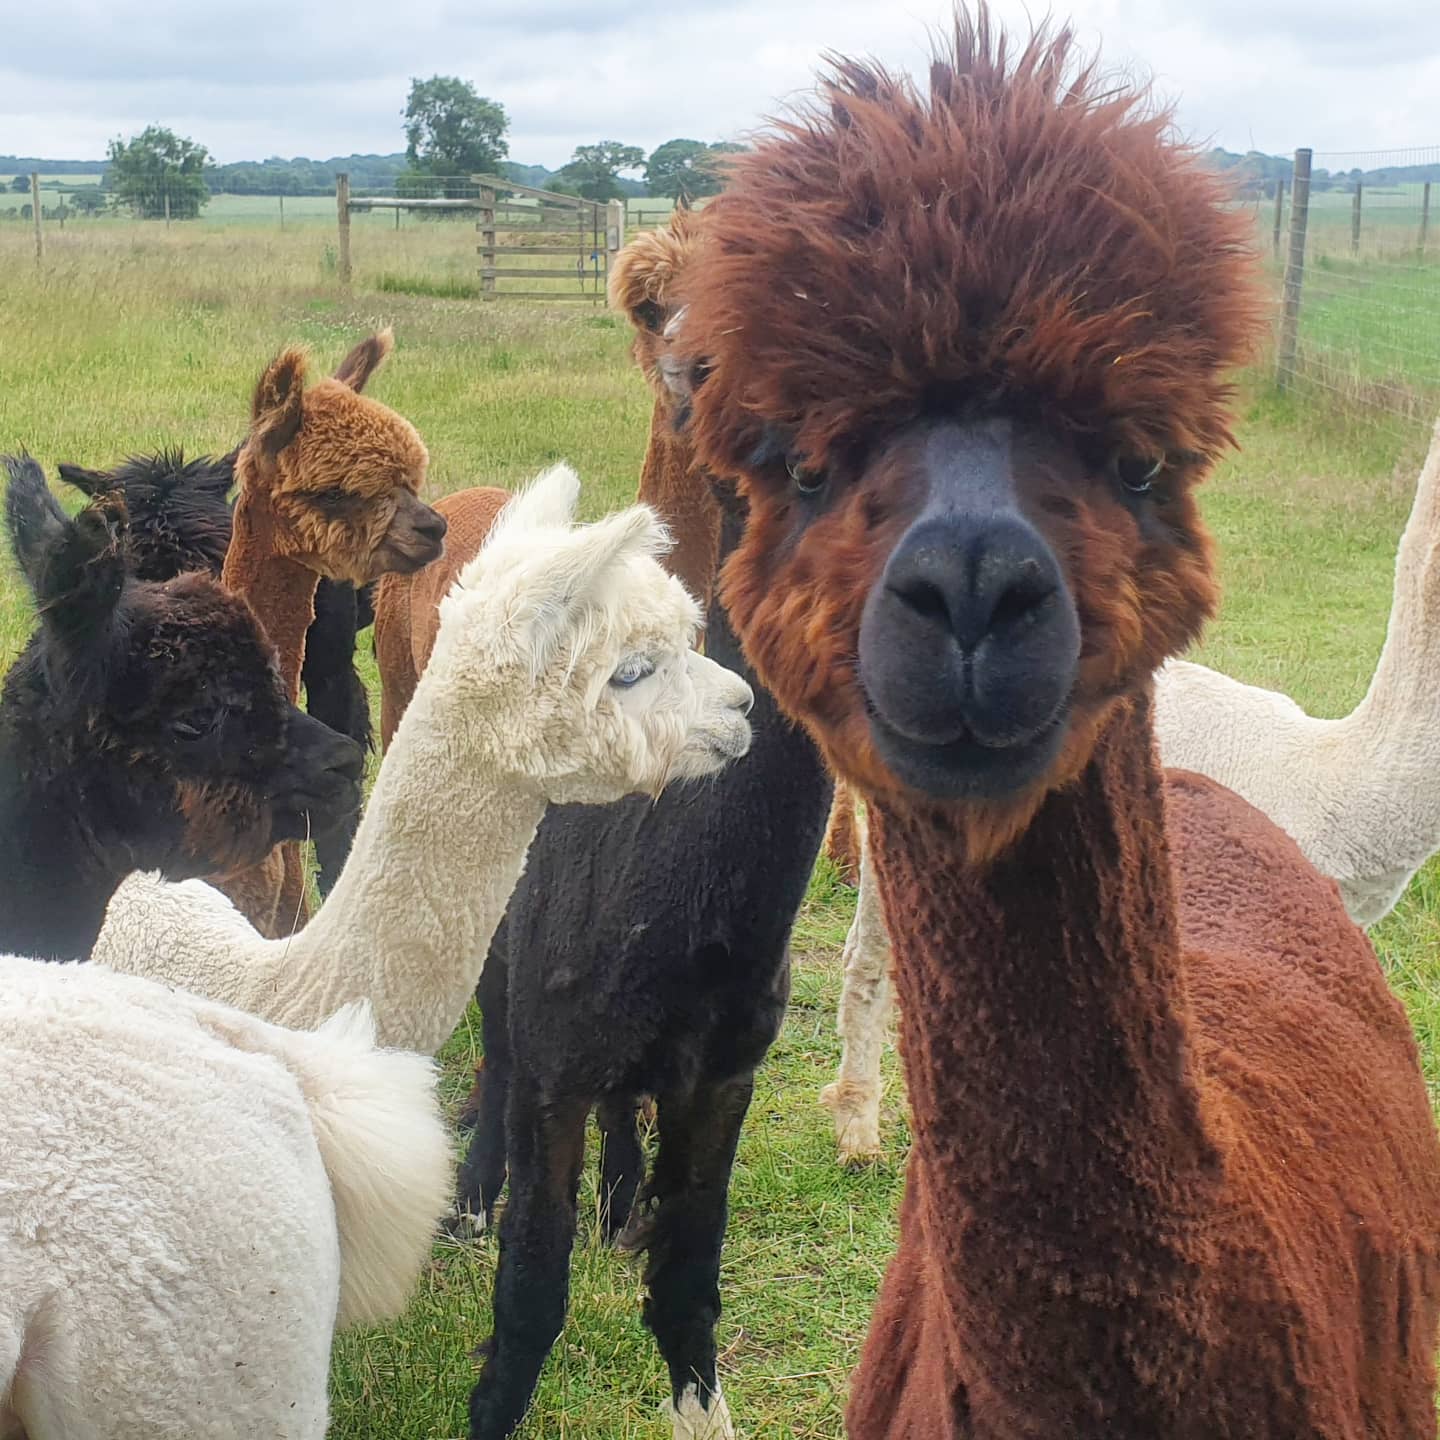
2 217 1440 1436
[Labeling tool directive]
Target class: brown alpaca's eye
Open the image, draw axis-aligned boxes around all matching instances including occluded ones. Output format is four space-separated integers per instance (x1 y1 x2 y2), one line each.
634 300 665 334
787 458 825 495
1116 455 1164 495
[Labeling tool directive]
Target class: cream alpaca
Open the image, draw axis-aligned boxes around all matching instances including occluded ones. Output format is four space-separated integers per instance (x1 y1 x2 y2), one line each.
1156 413 1440 925
0 953 450 1439
823 415 1440 1162
93 465 754 1052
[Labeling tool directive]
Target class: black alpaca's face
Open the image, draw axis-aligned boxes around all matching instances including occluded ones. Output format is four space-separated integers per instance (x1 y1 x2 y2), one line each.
111 576 364 874
4 463 363 882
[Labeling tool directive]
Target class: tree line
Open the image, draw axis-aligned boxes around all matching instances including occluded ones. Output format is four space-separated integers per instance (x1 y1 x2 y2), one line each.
29 74 746 221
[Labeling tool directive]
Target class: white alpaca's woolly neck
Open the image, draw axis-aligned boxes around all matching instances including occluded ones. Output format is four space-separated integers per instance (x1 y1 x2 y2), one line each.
96 619 548 1054
1155 417 1440 924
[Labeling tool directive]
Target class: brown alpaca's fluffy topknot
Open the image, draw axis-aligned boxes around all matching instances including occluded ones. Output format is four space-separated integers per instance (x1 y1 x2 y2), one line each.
677 10 1265 483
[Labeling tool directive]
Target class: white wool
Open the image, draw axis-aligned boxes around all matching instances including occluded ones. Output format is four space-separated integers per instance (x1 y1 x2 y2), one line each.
823 415 1440 1162
93 463 754 1054
1155 414 1440 927
0 955 449 1439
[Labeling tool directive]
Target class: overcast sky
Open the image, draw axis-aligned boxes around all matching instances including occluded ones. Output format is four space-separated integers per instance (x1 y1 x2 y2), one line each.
5 0 1439 169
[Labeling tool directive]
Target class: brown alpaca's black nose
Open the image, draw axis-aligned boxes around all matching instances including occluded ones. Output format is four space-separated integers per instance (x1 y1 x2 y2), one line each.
885 516 1060 661
857 419 1081 799
415 510 448 545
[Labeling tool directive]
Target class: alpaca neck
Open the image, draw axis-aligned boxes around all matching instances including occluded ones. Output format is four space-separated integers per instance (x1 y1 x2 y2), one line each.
0 761 114 961
638 394 721 612
1349 428 1440 743
256 656 548 1052
223 488 318 702
867 694 1223 1414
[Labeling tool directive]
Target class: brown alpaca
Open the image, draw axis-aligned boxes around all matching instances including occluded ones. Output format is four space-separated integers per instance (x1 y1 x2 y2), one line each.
217 331 447 935
376 214 721 749
672 12 1440 1437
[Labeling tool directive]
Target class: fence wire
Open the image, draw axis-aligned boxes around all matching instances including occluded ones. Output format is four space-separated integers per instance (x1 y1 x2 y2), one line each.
1274 144 1440 447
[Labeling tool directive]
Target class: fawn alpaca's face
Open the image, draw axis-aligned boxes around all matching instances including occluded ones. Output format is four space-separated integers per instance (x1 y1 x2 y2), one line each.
246 332 448 587
430 465 754 807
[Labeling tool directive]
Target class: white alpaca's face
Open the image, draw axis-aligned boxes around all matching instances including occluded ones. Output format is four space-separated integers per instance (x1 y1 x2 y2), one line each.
430 465 753 806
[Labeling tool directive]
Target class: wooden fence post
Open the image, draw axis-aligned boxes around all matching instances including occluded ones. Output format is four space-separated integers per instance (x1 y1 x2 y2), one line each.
279 194 285 231
478 185 496 298
163 189 171 229
336 173 352 287
1272 178 1285 259
1350 181 1362 256
30 173 42 264
1421 181 1431 259
1276 148 1312 391
606 199 624 291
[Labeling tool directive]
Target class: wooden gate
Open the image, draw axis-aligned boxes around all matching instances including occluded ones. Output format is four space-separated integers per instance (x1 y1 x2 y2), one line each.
473 175 618 301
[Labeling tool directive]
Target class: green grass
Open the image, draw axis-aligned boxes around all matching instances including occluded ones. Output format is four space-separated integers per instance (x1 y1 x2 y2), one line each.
2 219 1440 1435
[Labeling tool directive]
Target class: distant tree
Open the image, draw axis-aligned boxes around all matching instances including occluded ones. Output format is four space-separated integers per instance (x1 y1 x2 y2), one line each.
558 142 645 202
107 126 209 219
68 188 107 215
645 139 743 200
404 76 508 193
10 175 29 193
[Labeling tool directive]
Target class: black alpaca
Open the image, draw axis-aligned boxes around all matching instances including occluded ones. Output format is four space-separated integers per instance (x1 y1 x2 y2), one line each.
0 455 361 961
463 486 833 1440
59 448 375 893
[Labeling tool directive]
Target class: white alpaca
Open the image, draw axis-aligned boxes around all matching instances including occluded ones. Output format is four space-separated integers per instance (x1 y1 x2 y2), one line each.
1155 414 1440 926
0 953 450 1440
823 415 1440 1162
92 464 754 1053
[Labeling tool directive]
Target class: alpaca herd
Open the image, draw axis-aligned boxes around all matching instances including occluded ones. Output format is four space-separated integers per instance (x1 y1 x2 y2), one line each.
5 8 1440 1439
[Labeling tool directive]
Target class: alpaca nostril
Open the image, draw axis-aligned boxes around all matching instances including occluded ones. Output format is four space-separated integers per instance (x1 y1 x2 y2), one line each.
892 576 950 625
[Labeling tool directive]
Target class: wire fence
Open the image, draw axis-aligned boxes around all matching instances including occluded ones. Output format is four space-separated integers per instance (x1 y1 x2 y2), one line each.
1271 145 1440 450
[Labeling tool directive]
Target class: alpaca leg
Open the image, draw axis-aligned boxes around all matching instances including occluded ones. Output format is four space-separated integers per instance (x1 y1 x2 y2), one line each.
641 1078 752 1440
821 845 892 1165
468 1089 589 1440
456 963 512 1231
822 781 862 886
596 1093 645 1244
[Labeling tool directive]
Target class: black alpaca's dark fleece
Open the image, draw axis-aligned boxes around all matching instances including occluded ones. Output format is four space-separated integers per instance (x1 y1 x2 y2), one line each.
463 496 833 1440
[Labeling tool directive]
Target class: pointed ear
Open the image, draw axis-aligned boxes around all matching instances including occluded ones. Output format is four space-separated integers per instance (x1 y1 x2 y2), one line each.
17 473 129 671
251 345 308 457
332 328 394 393
491 462 582 541
508 504 672 673
56 461 114 499
6 454 71 591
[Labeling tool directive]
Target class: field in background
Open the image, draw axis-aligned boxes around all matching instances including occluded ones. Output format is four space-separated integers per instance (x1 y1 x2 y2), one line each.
2 217 1440 1436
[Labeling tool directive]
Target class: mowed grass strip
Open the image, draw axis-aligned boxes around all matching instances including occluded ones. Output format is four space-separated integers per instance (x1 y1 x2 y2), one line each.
2 220 1439 1435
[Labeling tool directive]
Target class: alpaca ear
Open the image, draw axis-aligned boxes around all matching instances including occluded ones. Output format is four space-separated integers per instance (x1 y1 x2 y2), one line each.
251 346 308 457
56 461 113 499
6 454 72 592
510 504 672 671
8 459 129 663
493 463 582 539
332 328 394 393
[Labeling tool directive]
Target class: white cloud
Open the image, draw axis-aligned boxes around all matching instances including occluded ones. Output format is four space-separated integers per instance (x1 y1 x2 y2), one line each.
0 0 1436 167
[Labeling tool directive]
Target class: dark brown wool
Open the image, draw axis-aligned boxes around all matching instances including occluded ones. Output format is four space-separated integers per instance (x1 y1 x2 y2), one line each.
674 10 1440 1436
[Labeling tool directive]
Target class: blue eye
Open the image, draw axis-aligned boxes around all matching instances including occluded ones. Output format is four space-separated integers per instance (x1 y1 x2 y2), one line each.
611 656 654 688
